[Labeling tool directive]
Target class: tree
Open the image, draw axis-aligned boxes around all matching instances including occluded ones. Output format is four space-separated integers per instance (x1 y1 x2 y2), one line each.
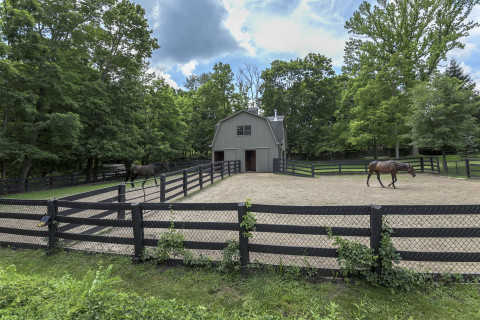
186 63 236 156
345 0 479 83
236 62 262 109
344 0 479 156
260 53 339 159
408 73 480 169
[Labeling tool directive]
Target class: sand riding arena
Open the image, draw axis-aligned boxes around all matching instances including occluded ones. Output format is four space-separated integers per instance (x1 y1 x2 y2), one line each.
2 172 480 275
178 172 480 206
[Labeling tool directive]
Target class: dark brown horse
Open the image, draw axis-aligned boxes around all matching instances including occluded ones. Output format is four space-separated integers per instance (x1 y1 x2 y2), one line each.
367 160 416 189
126 161 169 188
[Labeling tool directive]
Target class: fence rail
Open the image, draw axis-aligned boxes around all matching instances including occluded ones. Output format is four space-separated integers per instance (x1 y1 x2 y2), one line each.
2 198 480 276
0 160 213 196
274 157 441 177
124 160 240 203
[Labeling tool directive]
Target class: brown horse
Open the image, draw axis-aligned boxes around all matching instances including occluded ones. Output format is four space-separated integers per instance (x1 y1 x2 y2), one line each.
126 161 169 188
367 160 416 189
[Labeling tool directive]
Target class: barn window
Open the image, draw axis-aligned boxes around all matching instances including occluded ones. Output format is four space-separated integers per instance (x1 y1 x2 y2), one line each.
237 125 251 136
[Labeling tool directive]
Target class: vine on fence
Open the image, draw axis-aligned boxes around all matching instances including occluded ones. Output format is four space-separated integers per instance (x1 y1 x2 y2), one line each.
327 220 435 291
240 198 257 238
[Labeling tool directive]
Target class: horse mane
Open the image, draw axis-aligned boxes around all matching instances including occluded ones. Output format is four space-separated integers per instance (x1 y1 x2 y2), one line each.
393 161 409 170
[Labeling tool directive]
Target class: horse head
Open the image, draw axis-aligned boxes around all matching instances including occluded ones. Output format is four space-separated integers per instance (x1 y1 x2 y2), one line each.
153 161 170 172
407 165 416 177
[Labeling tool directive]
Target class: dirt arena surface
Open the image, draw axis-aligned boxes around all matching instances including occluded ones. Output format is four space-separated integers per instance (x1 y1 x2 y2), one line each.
179 172 480 205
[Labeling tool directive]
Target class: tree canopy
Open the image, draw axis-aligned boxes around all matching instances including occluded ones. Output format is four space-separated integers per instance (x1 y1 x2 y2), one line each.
1 0 479 180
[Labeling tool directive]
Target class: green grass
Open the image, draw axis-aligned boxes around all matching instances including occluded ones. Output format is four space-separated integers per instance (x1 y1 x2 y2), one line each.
1 248 479 319
0 180 122 200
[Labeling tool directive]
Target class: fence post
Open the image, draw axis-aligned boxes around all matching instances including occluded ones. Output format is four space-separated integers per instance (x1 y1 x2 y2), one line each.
131 203 144 264
49 176 54 189
466 159 470 178
237 202 249 277
210 162 214 184
183 169 188 197
46 199 58 256
221 161 224 179
25 178 28 193
117 183 126 219
420 157 424 173
160 174 166 202
311 162 315 177
199 165 203 189
370 205 383 275
338 162 342 175
227 160 231 176
430 157 434 172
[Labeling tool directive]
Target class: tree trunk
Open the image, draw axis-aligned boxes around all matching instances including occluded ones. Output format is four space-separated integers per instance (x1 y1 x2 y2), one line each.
412 145 419 156
86 158 93 182
19 158 33 180
92 157 99 182
394 123 399 159
442 147 448 172
19 86 45 180
1 161 5 180
373 136 378 160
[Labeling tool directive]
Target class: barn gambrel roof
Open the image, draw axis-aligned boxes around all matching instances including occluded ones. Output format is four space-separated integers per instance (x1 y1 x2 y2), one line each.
209 110 286 148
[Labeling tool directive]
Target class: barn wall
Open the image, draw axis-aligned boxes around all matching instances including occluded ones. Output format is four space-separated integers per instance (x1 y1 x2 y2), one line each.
211 112 279 172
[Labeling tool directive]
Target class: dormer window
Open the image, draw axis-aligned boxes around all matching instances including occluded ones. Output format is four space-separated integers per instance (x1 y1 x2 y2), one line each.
237 125 251 136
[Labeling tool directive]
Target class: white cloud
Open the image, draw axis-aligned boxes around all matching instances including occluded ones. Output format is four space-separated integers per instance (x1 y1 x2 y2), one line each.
178 60 198 77
221 0 349 67
221 0 256 56
148 68 179 89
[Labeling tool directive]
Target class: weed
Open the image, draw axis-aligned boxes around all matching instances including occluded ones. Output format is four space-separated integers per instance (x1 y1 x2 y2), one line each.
218 239 240 272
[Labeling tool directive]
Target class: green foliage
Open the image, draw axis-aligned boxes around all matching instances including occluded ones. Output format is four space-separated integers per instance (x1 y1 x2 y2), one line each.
408 73 480 163
240 199 257 238
152 221 187 263
0 264 225 319
260 53 340 158
326 227 377 278
327 222 435 292
2 248 480 319
218 239 240 273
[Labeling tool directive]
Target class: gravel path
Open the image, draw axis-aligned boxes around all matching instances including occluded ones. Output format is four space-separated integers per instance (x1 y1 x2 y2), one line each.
179 173 480 205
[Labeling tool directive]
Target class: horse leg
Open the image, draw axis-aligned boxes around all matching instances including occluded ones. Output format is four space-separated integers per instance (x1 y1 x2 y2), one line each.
142 175 148 188
389 173 397 189
131 174 137 188
376 171 385 188
367 170 372 187
154 176 158 186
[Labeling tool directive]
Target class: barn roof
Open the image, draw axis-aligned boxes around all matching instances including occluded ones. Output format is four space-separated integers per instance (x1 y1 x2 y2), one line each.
210 110 286 148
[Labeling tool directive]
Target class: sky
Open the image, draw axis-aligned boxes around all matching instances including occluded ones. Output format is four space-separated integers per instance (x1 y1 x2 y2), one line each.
131 0 480 90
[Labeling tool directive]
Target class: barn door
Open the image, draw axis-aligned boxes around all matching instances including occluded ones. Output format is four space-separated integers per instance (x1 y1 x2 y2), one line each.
245 150 256 172
214 151 224 162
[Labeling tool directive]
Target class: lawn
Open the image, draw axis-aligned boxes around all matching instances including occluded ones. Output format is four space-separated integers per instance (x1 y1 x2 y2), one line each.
1 248 479 319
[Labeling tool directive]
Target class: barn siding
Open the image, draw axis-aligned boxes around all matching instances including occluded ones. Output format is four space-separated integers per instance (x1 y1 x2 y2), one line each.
211 112 280 172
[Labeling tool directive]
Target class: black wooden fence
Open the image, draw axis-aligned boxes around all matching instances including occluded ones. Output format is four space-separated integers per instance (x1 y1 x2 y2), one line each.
465 159 480 179
123 160 241 203
2 198 480 277
0 160 212 196
273 157 441 177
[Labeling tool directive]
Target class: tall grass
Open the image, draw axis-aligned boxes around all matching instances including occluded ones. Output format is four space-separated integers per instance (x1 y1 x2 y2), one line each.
1 248 479 319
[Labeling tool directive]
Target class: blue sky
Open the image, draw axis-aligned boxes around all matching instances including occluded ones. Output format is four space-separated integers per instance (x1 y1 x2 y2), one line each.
132 0 480 90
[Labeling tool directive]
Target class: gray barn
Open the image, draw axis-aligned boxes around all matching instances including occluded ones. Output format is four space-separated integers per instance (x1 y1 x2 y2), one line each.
210 109 287 172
